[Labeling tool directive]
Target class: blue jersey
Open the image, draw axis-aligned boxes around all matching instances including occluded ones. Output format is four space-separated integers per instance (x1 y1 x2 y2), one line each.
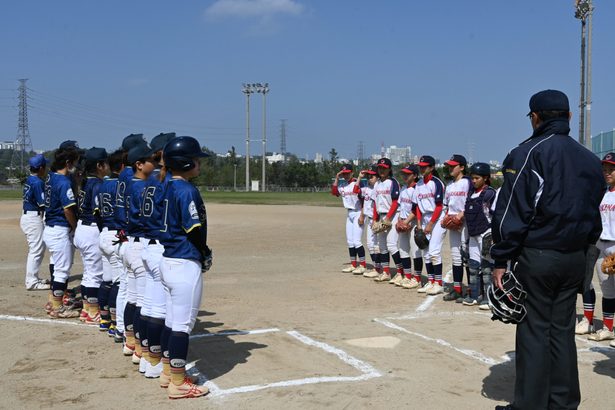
44 172 76 227
23 175 45 212
78 177 103 225
95 175 122 230
126 178 148 238
160 178 207 261
115 167 134 229
141 173 171 240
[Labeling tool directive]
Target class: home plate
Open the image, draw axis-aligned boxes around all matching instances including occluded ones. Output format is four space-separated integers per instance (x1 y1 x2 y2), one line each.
345 336 401 349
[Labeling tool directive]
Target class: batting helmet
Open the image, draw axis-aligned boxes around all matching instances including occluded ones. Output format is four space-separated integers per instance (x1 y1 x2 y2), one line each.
469 162 491 176
487 270 527 324
163 136 209 171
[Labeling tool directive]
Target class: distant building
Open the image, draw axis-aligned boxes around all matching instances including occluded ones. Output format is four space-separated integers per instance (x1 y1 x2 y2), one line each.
385 145 412 165
266 153 285 163
0 141 15 150
314 153 323 163
592 130 615 158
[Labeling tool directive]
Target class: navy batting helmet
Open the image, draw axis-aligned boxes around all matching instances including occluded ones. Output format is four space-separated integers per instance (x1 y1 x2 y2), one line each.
163 136 209 171
469 162 491 177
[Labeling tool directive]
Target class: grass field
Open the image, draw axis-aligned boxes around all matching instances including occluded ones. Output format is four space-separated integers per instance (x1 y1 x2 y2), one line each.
0 188 339 207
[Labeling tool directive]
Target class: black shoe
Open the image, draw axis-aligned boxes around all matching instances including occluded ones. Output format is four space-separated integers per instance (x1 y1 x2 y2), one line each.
495 405 513 410
443 290 462 302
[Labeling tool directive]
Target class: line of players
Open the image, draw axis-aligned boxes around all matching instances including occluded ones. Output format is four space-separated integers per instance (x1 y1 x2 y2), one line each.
20 134 212 399
332 154 498 310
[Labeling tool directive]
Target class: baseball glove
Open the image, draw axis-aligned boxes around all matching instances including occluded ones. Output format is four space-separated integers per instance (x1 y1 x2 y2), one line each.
441 214 463 231
395 220 411 233
372 219 392 234
414 229 429 250
602 254 615 275
482 232 493 259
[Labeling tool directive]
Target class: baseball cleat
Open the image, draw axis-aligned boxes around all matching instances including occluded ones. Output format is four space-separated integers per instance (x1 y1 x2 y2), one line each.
402 278 420 289
462 297 478 306
78 310 88 322
145 362 163 379
167 378 209 399
362 269 379 278
160 373 198 389
398 277 411 288
99 320 111 332
374 272 391 282
114 329 125 343
342 265 356 273
352 265 366 275
139 357 147 373
588 328 615 342
479 302 491 311
427 283 444 295
123 344 135 356
575 317 593 335
26 281 51 291
417 282 433 294
85 313 101 325
49 306 81 319
389 273 403 285
443 290 462 302
132 352 142 365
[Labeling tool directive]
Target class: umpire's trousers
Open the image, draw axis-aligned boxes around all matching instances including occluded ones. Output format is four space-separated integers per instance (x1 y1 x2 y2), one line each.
513 247 585 410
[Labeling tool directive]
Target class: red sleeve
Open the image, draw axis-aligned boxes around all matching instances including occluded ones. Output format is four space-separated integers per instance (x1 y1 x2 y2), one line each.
430 203 443 224
414 204 422 222
331 185 339 197
386 199 399 220
353 182 361 194
373 206 378 221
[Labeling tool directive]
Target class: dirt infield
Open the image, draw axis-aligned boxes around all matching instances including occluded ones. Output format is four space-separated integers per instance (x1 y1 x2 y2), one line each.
1 200 614 409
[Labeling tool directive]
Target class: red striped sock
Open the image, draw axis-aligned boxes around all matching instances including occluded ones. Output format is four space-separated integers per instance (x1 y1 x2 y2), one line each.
383 266 390 275
360 261 366 267
604 314 614 331
351 260 357 268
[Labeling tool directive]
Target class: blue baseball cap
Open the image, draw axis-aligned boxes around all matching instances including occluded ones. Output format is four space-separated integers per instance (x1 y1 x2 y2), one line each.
28 154 47 169
122 133 146 151
150 132 177 152
85 147 108 162
528 90 570 116
127 143 154 164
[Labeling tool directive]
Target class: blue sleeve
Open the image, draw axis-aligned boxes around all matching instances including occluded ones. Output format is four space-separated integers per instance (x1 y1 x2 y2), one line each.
92 181 101 212
61 181 76 209
33 179 45 207
434 179 444 205
390 178 400 201
178 188 203 233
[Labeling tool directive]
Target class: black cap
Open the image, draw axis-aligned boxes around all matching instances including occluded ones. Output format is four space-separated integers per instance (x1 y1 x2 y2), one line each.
85 147 108 162
127 143 154 164
528 90 570 115
444 154 467 167
59 140 79 150
401 164 419 175
339 163 353 173
417 155 435 167
151 132 177 152
122 134 146 151
377 158 392 169
602 153 615 165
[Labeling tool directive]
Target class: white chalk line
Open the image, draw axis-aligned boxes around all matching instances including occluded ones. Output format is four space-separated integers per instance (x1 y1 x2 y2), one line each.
188 330 381 398
389 310 492 321
0 314 93 328
373 318 502 366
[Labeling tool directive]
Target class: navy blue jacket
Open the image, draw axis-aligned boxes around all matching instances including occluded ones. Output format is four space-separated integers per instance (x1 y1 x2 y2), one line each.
491 119 603 268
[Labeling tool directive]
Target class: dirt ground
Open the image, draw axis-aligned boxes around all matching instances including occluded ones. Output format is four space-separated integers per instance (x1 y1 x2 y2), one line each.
1 200 614 409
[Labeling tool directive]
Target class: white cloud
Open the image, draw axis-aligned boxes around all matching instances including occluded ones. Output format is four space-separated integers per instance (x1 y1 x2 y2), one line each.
204 0 304 19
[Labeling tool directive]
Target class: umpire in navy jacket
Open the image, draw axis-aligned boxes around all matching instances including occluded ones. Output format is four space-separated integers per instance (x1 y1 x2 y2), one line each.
491 90 603 410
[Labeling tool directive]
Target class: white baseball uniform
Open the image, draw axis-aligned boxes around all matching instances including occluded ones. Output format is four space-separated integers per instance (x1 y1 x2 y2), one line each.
444 177 470 266
596 189 615 298
413 175 446 264
374 178 400 254
333 179 363 248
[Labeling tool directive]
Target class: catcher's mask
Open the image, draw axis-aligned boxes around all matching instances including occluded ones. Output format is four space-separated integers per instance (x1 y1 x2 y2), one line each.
487 270 527 324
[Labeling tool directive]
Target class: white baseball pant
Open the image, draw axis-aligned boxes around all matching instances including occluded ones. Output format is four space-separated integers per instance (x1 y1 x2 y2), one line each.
448 226 467 266
420 214 446 264
596 240 615 299
99 228 123 283
346 210 363 248
378 213 399 254
161 257 202 333
141 241 166 320
365 216 378 254
124 238 147 306
116 239 131 333
399 225 423 259
42 225 74 284
73 221 103 288
20 212 46 287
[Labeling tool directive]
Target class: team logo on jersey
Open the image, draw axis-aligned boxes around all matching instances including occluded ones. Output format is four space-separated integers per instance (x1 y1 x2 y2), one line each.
189 201 198 219
170 358 186 368
67 188 75 200
505 168 516 175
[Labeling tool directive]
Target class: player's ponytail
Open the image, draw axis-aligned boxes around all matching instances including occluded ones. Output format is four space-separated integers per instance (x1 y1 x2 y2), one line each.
159 165 168 183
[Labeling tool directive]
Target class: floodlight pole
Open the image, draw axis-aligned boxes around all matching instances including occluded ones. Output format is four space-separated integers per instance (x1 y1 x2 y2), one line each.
242 84 253 192
585 2 594 151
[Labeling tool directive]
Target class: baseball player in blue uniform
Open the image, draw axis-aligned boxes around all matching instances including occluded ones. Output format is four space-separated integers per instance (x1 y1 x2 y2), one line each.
94 149 125 337
74 148 109 324
158 136 211 398
124 143 155 370
139 132 176 379
21 154 51 290
43 146 81 318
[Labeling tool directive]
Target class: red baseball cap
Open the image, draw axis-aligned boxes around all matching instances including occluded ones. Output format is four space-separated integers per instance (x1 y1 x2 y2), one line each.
602 153 615 165
417 155 435 167
377 158 392 169
339 164 353 173
444 154 467 167
400 164 419 175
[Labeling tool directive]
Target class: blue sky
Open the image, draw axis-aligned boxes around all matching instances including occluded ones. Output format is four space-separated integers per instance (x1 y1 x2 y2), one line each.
1 0 613 163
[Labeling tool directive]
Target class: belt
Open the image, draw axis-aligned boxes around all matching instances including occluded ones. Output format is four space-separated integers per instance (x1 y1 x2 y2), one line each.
23 210 42 216
79 220 96 226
